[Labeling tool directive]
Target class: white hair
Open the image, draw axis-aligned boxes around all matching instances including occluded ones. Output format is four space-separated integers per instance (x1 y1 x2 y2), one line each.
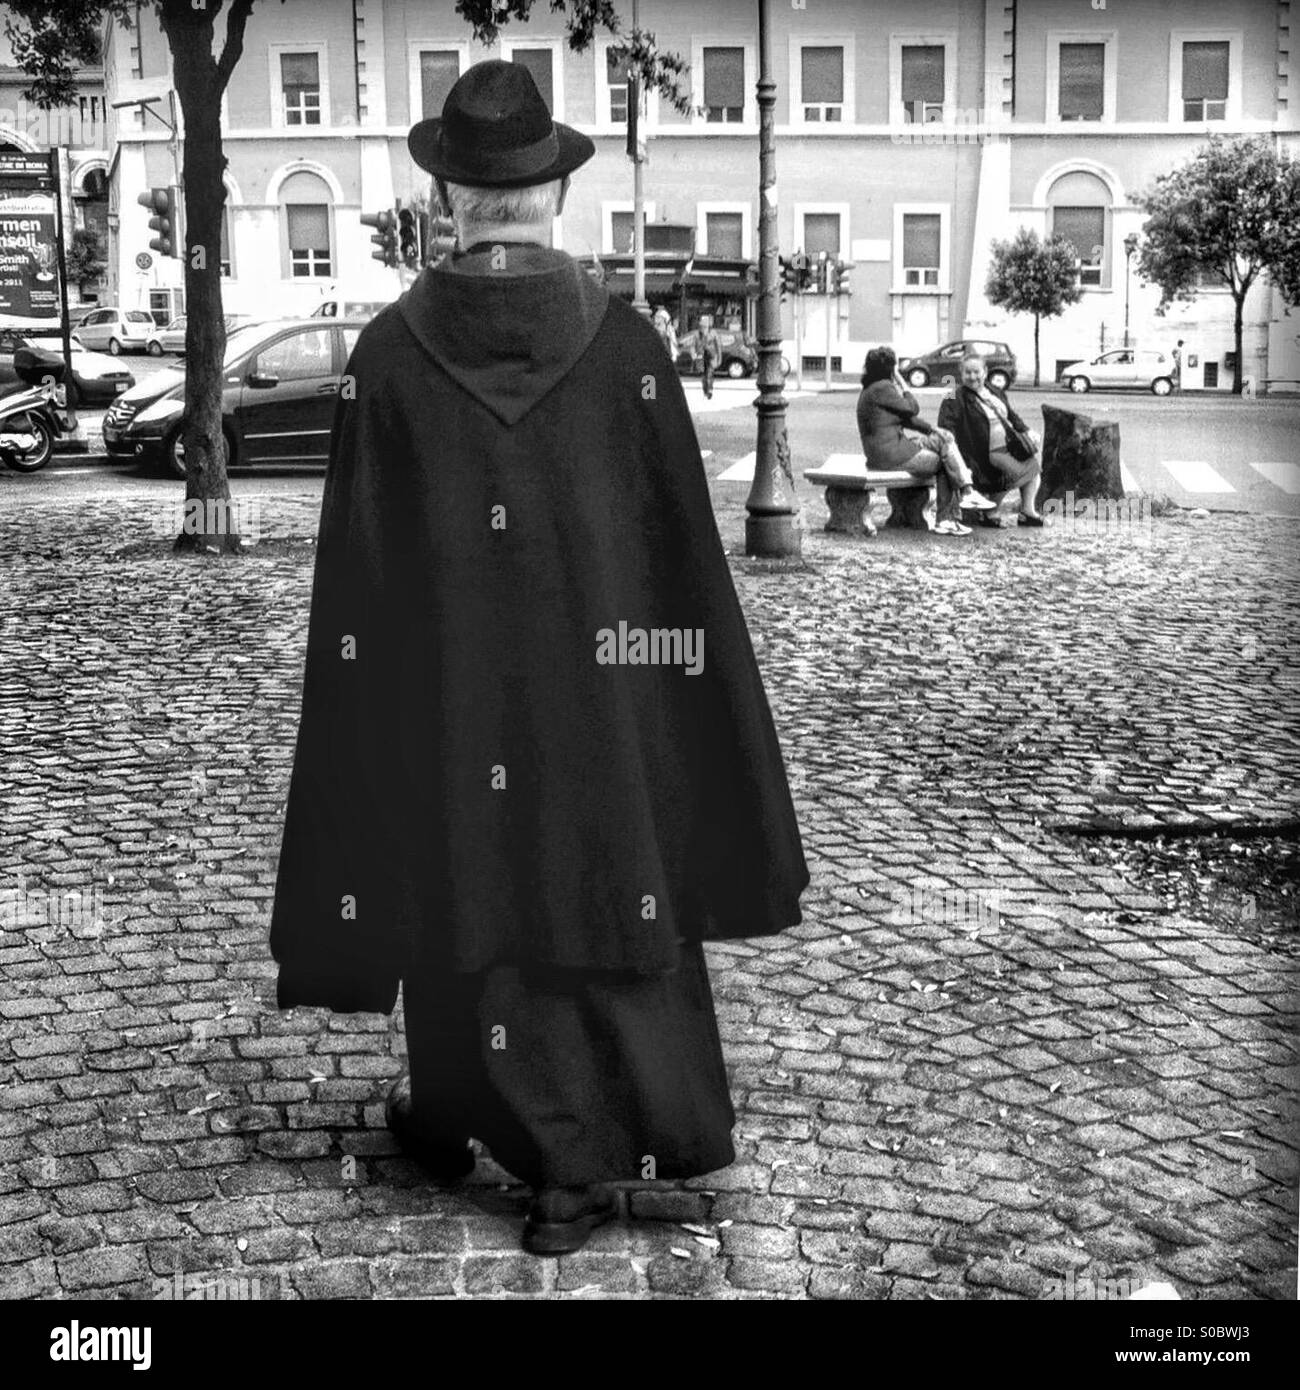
443 179 562 237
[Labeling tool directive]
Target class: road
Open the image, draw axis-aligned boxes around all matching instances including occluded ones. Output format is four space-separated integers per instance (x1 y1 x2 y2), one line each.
10 371 1299 518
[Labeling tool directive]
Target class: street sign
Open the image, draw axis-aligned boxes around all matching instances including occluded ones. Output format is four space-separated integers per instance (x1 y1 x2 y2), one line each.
135 251 153 270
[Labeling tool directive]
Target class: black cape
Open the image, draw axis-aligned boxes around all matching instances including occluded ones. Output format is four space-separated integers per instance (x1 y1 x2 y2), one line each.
269 245 809 1013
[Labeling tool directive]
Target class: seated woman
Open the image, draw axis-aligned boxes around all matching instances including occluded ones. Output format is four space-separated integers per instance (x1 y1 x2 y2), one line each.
856 346 996 536
936 353 1045 526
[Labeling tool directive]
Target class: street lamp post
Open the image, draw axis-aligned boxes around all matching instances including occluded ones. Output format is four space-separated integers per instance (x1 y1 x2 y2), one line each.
1123 232 1138 348
744 0 801 558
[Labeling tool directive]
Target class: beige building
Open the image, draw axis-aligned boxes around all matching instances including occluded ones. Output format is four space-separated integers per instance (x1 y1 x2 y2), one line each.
99 0 1299 387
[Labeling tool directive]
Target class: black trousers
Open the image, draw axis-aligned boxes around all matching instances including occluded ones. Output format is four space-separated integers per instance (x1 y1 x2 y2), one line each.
702 359 717 397
401 942 736 1188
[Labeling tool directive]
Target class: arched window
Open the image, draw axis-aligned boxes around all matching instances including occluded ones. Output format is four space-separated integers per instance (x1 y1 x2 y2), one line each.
279 171 332 279
1047 170 1112 289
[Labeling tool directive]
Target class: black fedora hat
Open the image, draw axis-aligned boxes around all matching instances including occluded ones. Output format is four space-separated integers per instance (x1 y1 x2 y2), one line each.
408 59 595 188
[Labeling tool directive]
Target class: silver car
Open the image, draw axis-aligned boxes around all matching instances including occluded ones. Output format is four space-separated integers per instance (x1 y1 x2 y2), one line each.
74 306 155 355
1060 349 1176 396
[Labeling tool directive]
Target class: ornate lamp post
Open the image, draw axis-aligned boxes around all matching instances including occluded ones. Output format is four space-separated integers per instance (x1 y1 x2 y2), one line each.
1123 232 1139 348
744 0 801 558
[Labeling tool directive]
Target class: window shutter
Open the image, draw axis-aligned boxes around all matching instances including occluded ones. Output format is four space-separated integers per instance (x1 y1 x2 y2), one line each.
1052 206 1105 263
801 46 844 105
287 204 329 252
512 49 554 111
703 47 745 109
280 52 319 87
606 48 630 83
901 46 944 103
1182 41 1229 99
706 212 744 260
1059 43 1104 118
420 52 460 119
902 213 941 268
804 213 841 259
611 211 634 251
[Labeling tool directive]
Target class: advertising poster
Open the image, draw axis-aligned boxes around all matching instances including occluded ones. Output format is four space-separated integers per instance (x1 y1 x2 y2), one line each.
0 153 58 351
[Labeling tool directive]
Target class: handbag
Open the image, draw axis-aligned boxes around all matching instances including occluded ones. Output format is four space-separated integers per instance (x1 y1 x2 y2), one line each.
985 391 1033 461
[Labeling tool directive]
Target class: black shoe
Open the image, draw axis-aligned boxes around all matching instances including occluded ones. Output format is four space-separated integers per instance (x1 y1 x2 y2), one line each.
1017 512 1046 527
522 1185 619 1256
385 1077 475 1184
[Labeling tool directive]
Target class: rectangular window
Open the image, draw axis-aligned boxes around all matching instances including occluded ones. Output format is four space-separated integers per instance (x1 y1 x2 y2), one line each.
610 211 634 252
1182 40 1228 120
606 48 630 124
901 45 944 123
220 208 231 277
804 212 841 259
1059 43 1104 120
706 212 744 260
420 50 460 120
703 47 744 122
511 48 553 112
287 204 331 277
902 212 941 285
801 46 844 122
281 52 321 125
1053 206 1105 285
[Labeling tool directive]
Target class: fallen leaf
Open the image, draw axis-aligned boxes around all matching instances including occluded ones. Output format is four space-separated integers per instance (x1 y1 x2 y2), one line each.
1049 1081 1062 1093
669 1247 691 1260
1221 1130 1247 1139
680 1223 712 1237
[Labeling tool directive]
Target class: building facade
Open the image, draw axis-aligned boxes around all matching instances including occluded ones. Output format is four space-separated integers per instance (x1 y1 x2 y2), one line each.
0 18 109 309
99 0 1298 387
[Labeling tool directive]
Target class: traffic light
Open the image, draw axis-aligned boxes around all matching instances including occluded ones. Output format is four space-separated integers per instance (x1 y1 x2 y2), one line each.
815 250 829 294
423 213 457 264
779 255 798 299
397 207 420 268
792 251 810 292
835 258 852 297
361 209 397 267
138 186 179 259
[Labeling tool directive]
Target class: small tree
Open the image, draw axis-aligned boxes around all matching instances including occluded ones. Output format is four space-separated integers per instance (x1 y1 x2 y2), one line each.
1136 135 1299 394
67 226 107 293
985 228 1083 387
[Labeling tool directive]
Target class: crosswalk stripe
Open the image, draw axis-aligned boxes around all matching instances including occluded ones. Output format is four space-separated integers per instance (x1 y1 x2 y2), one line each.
1246 460 1300 494
1120 460 1141 494
1161 459 1235 493
717 452 755 482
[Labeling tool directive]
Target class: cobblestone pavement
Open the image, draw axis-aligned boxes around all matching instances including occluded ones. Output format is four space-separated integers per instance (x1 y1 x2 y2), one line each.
1 492 1296 1301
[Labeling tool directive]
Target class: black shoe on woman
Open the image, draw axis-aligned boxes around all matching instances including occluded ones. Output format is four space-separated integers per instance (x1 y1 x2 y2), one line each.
523 1185 619 1256
1016 512 1045 527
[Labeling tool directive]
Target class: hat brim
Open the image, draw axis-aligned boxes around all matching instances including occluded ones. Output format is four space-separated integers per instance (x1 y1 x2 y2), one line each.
408 118 595 188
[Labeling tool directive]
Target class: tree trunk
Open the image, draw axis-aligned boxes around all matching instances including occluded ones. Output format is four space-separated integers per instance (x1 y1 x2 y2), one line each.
1039 403 1123 501
161 0 246 555
1232 292 1245 395
1033 313 1041 388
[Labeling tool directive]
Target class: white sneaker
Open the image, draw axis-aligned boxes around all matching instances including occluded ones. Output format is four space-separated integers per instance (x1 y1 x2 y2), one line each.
933 519 972 536
960 488 998 511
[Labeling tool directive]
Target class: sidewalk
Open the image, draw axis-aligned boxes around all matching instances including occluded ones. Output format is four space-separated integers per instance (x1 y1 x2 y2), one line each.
0 495 1295 1300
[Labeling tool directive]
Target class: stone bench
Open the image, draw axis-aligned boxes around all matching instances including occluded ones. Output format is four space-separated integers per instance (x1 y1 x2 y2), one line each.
802 455 932 536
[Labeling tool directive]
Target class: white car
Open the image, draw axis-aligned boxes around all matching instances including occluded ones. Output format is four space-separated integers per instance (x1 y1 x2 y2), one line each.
74 306 156 355
144 313 261 356
1059 349 1176 396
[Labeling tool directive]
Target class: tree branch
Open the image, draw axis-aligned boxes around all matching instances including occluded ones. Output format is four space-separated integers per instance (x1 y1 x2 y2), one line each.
216 0 258 91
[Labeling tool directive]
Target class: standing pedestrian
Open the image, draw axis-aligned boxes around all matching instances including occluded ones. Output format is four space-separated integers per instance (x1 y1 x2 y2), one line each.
1172 339 1184 392
268 60 809 1258
700 314 722 398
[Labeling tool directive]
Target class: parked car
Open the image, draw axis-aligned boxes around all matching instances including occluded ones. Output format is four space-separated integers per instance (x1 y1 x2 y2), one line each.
898 339 1017 391
675 328 759 379
145 312 263 355
1058 349 1175 396
104 318 368 475
73 306 156 355
11 334 135 406
309 298 394 322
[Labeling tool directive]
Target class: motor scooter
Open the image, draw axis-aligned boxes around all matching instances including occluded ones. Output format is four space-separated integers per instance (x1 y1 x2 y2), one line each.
0 380 72 472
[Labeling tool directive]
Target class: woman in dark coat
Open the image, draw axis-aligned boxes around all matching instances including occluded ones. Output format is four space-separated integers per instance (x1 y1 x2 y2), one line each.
856 346 996 534
936 352 1045 525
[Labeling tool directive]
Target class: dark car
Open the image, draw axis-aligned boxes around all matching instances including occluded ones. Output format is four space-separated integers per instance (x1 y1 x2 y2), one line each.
675 328 759 379
12 334 135 406
898 339 1017 391
103 318 366 475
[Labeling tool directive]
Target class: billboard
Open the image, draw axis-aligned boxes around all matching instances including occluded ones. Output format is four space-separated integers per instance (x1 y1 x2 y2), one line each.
0 153 58 343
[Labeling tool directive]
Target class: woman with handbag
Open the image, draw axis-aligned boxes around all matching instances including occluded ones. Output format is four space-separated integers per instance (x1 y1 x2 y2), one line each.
936 352 1045 526
856 346 998 536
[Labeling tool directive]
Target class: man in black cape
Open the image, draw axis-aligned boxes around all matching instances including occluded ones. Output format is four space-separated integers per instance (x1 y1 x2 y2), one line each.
269 60 809 1256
